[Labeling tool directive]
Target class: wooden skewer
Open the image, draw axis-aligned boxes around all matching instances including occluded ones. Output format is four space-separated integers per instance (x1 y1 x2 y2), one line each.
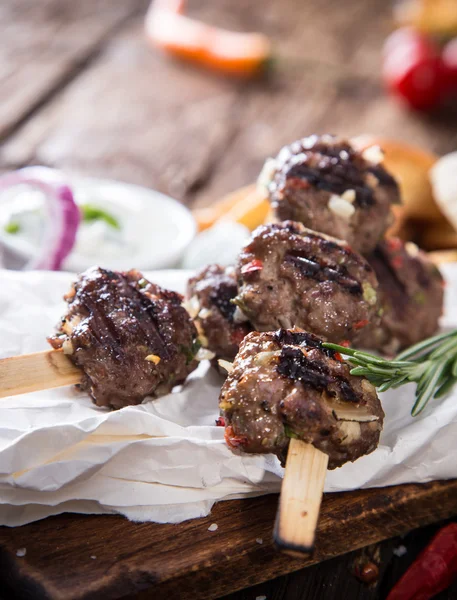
0 350 81 399
274 439 329 557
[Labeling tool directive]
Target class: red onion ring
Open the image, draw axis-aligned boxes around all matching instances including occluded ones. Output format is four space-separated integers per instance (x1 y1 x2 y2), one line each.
0 167 80 270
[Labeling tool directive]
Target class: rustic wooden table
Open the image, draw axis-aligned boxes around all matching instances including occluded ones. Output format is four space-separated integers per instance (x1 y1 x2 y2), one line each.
1 1 457 599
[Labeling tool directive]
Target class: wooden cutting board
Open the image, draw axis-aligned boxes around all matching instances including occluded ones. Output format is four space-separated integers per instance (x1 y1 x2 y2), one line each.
1 480 457 600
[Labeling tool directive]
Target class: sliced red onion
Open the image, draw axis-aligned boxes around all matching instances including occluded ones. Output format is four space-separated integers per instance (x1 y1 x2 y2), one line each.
0 167 80 270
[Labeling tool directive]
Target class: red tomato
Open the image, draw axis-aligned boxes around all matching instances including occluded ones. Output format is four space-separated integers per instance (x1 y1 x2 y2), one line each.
443 38 457 90
382 28 450 111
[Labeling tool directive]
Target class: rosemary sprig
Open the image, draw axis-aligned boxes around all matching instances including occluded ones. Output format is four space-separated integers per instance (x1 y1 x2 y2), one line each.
324 330 457 416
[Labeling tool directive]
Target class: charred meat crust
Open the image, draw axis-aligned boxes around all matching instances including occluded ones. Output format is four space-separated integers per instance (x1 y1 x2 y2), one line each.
235 221 380 342
354 239 444 354
219 329 384 469
48 267 199 409
266 135 400 254
274 137 398 208
186 264 251 361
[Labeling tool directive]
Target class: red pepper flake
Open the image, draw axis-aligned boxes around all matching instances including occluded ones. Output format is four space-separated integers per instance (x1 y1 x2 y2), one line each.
354 319 369 330
224 425 248 449
241 259 263 274
334 352 344 362
230 327 248 346
215 417 225 427
391 256 403 269
339 339 351 348
387 523 457 600
387 237 403 251
287 177 311 190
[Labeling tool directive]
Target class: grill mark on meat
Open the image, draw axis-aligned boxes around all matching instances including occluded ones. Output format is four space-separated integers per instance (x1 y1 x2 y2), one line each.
77 294 126 362
282 142 398 208
274 328 336 358
76 271 172 361
125 279 174 361
285 252 363 295
209 281 238 321
277 346 360 403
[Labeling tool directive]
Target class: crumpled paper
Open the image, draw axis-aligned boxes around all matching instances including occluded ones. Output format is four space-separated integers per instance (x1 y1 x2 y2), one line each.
0 265 456 527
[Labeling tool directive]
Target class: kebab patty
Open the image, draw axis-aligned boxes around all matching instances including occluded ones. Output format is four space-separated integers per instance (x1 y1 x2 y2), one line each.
235 221 380 343
219 329 384 469
354 238 444 354
260 134 400 254
186 264 251 361
48 267 199 409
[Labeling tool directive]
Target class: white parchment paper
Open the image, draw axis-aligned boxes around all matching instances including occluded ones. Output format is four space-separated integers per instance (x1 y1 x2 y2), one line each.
0 265 456 527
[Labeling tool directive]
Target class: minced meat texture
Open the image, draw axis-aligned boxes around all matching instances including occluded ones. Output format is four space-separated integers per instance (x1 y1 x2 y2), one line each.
354 238 445 354
264 134 400 254
235 221 380 343
219 329 384 469
186 265 252 361
48 267 199 409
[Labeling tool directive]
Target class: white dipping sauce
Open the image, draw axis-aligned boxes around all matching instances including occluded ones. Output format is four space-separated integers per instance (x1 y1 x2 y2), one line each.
0 175 196 271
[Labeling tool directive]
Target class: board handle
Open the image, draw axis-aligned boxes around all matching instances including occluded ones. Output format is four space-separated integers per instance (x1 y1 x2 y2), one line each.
0 350 81 399
274 439 329 557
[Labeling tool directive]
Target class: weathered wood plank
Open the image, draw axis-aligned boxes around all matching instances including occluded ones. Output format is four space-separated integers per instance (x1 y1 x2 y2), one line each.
4 0 456 211
0 19 242 199
0 481 456 600
0 0 148 140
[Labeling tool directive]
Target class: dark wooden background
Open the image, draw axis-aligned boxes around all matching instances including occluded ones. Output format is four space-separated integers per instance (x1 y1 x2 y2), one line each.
1 0 457 599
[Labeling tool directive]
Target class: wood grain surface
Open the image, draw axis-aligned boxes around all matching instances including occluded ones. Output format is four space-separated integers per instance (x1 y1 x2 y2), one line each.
1 0 457 599
1 481 457 600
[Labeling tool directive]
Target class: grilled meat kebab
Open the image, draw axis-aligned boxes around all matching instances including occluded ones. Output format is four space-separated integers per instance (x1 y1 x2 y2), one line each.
48 267 199 409
259 134 400 254
219 329 384 469
234 221 380 343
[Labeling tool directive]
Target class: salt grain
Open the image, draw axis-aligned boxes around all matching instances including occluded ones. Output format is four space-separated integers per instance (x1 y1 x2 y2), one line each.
208 523 218 532
256 538 263 545
393 545 407 557
16 548 26 557
256 596 267 600
91 555 97 560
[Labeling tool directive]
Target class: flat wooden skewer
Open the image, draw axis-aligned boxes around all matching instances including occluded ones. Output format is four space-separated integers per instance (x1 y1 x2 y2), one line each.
1 350 328 556
0 350 81 399
274 439 329 556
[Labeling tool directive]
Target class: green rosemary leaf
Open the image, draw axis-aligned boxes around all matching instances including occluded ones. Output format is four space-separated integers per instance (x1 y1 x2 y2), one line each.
323 343 359 356
412 363 446 416
429 336 457 360
327 331 457 416
396 330 456 361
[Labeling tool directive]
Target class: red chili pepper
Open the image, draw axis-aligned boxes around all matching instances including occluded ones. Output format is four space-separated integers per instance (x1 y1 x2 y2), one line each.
334 352 344 362
241 259 263 274
224 425 248 449
215 416 225 427
387 523 457 600
354 320 369 330
145 0 272 78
